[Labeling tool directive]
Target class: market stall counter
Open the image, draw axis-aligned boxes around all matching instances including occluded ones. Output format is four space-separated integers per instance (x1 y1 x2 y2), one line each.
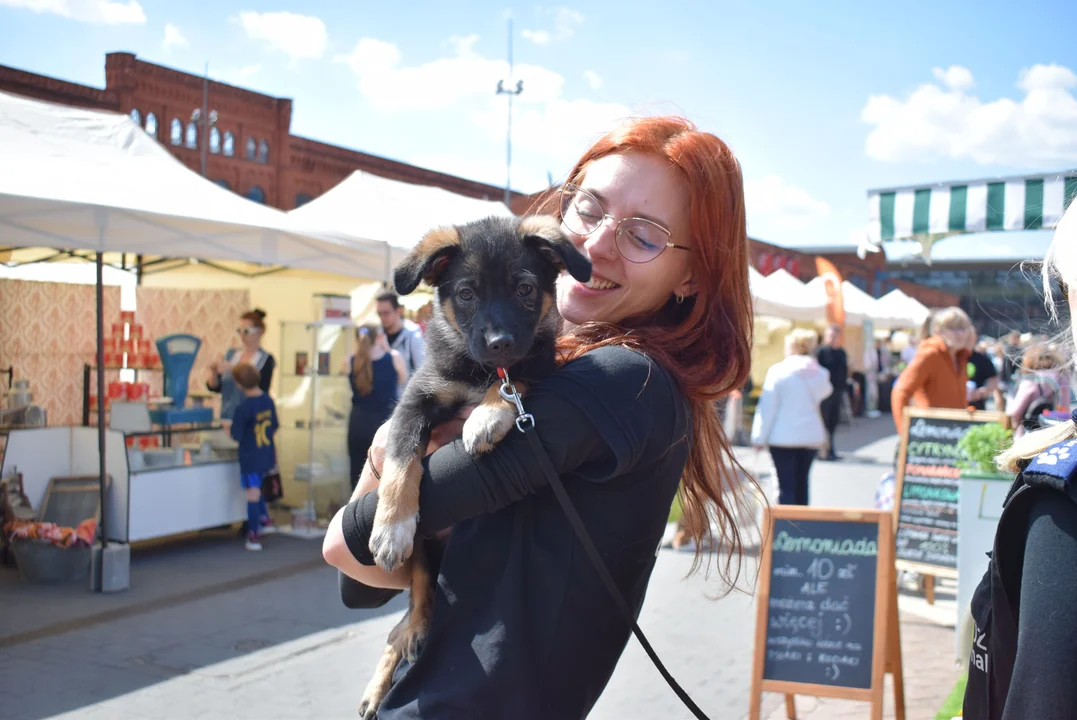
1 425 244 545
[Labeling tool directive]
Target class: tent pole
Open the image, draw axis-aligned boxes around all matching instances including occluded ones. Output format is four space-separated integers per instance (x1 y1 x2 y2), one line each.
95 251 109 592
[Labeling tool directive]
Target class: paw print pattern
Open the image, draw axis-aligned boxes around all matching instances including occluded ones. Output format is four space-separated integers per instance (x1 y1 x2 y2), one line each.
1035 442 1077 466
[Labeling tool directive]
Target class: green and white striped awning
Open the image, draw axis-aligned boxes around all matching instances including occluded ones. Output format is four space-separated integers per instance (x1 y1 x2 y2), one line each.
867 171 1077 245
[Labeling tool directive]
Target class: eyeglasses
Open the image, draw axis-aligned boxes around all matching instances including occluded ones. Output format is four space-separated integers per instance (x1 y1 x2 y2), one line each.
559 184 689 264
236 327 260 336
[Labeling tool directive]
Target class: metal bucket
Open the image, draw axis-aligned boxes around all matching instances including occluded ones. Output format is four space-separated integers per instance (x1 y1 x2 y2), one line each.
11 540 91 585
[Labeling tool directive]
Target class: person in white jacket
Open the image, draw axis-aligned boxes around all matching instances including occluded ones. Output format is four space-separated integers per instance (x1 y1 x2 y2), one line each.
751 328 833 506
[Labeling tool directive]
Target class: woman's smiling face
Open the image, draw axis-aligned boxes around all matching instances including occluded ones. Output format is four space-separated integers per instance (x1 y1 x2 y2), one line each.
555 151 695 327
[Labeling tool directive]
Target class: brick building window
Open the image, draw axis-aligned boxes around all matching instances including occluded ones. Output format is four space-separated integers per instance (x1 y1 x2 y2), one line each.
209 127 221 154
215 179 231 190
145 112 157 138
130 108 141 126
170 118 182 146
223 131 235 157
258 139 270 164
185 122 197 149
247 185 266 204
295 193 313 208
245 137 257 160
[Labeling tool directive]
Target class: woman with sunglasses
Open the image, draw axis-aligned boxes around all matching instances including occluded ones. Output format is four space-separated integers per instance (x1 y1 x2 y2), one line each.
206 308 276 422
323 117 755 720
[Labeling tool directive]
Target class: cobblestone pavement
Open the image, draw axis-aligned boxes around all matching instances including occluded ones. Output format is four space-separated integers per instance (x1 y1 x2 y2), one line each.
1 417 961 719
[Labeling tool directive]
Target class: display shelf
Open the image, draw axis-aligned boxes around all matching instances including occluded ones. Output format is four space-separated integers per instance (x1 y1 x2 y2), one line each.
81 363 165 427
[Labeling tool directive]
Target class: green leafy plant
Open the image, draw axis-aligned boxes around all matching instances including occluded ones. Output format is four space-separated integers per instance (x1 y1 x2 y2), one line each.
956 422 1014 475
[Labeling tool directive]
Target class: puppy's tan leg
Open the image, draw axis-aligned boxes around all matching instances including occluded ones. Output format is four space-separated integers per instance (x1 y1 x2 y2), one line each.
369 452 422 571
358 613 408 719
462 381 528 455
395 543 434 663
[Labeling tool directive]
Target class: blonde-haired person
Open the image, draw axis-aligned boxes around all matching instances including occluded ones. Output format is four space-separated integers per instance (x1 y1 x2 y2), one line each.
963 203 1077 719
1007 344 1070 436
890 306 974 431
347 324 407 491
751 328 833 505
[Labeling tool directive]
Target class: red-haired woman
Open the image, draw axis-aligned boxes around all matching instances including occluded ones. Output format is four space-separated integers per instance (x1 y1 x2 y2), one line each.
323 117 755 719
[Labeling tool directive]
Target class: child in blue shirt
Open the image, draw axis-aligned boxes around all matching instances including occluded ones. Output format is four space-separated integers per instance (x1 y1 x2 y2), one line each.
229 363 279 551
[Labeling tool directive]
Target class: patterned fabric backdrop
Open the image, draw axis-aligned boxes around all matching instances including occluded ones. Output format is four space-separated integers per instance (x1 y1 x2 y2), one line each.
0 280 122 427
135 287 251 408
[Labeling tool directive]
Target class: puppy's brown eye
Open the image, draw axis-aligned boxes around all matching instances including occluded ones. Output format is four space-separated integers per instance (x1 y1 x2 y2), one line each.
517 283 534 298
458 288 475 302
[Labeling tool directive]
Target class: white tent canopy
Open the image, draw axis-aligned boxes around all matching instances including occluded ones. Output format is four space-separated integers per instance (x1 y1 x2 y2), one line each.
755 268 828 322
803 276 887 327
288 169 516 274
0 90 387 278
876 288 931 329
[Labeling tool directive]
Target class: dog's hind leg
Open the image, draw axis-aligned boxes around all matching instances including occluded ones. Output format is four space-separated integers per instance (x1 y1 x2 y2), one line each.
396 543 434 663
358 613 408 719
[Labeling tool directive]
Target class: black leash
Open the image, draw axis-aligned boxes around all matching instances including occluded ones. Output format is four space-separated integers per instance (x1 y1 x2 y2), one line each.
496 369 712 720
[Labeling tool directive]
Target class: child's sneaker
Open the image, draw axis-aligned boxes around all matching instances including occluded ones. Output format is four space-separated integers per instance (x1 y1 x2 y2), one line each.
245 533 263 551
260 516 277 535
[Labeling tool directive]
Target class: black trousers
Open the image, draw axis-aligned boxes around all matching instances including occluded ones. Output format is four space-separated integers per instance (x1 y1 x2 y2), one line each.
769 447 816 506
348 408 386 491
819 390 843 454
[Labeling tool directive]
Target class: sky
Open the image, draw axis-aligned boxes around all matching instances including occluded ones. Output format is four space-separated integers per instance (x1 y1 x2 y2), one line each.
0 0 1075 251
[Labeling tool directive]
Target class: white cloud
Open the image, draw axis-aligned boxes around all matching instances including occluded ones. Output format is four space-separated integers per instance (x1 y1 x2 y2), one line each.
161 22 188 52
521 29 551 45
335 34 634 191
862 63 1077 165
521 6 584 44
745 174 831 231
237 10 328 62
583 70 602 90
0 0 145 24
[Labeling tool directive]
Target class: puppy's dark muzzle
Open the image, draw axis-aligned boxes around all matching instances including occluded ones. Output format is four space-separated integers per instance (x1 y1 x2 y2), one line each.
478 332 523 368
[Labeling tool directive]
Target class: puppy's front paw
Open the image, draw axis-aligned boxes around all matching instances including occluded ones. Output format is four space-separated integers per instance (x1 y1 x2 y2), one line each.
462 402 516 455
369 515 417 571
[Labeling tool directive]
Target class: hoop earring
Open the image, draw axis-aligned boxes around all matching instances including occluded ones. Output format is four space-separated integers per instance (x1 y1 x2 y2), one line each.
675 294 684 305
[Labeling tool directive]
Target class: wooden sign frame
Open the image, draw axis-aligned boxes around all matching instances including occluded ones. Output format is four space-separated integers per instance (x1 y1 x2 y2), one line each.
893 407 1009 601
748 506 904 720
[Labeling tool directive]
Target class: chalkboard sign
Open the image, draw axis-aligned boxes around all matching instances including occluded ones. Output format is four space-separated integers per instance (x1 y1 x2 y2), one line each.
894 408 1007 578
38 475 109 527
749 507 902 719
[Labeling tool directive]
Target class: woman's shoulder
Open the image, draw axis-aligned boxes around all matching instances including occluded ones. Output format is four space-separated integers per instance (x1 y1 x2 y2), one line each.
560 345 676 397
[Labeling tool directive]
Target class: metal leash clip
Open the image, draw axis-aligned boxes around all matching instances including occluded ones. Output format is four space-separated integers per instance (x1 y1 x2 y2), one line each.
496 367 535 432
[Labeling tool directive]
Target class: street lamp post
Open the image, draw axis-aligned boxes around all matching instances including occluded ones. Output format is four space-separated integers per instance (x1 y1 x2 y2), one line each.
191 63 218 177
496 20 523 208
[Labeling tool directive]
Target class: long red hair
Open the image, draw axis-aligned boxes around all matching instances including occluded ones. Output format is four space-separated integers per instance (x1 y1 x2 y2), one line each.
538 117 756 586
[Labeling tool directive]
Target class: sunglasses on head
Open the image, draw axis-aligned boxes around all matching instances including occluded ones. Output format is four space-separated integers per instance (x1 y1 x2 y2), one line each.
236 327 260 336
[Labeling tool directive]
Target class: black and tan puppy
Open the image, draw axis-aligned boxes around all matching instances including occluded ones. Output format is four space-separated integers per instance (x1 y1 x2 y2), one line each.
357 214 591 717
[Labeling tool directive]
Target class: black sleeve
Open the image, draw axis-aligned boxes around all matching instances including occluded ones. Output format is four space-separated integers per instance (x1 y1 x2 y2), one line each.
338 571 402 609
260 354 276 393
340 346 688 566
1003 490 1077 719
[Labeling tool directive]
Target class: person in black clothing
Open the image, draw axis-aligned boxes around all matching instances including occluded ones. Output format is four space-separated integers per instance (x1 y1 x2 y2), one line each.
965 325 999 411
963 202 1077 719
815 324 848 460
347 324 408 491
322 117 758 720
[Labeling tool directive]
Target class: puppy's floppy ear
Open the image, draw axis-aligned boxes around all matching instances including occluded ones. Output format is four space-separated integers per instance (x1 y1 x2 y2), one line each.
518 215 592 282
393 226 461 295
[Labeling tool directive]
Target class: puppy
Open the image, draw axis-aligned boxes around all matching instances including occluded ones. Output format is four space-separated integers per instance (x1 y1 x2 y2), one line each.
357 214 591 717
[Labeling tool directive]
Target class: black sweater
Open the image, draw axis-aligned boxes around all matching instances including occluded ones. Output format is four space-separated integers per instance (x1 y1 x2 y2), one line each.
340 345 690 720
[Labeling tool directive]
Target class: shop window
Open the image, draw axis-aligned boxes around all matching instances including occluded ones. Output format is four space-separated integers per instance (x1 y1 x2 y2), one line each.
295 193 313 208
209 127 221 154
170 118 183 146
258 139 270 164
245 137 257 160
145 112 158 138
129 108 141 126
223 131 235 157
185 122 198 149
247 185 266 204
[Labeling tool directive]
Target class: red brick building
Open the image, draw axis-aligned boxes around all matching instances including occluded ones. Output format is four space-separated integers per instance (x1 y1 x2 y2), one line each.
0 52 524 211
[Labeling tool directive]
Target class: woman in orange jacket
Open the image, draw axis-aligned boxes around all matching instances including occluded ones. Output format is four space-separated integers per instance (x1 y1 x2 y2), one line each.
890 306 974 431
